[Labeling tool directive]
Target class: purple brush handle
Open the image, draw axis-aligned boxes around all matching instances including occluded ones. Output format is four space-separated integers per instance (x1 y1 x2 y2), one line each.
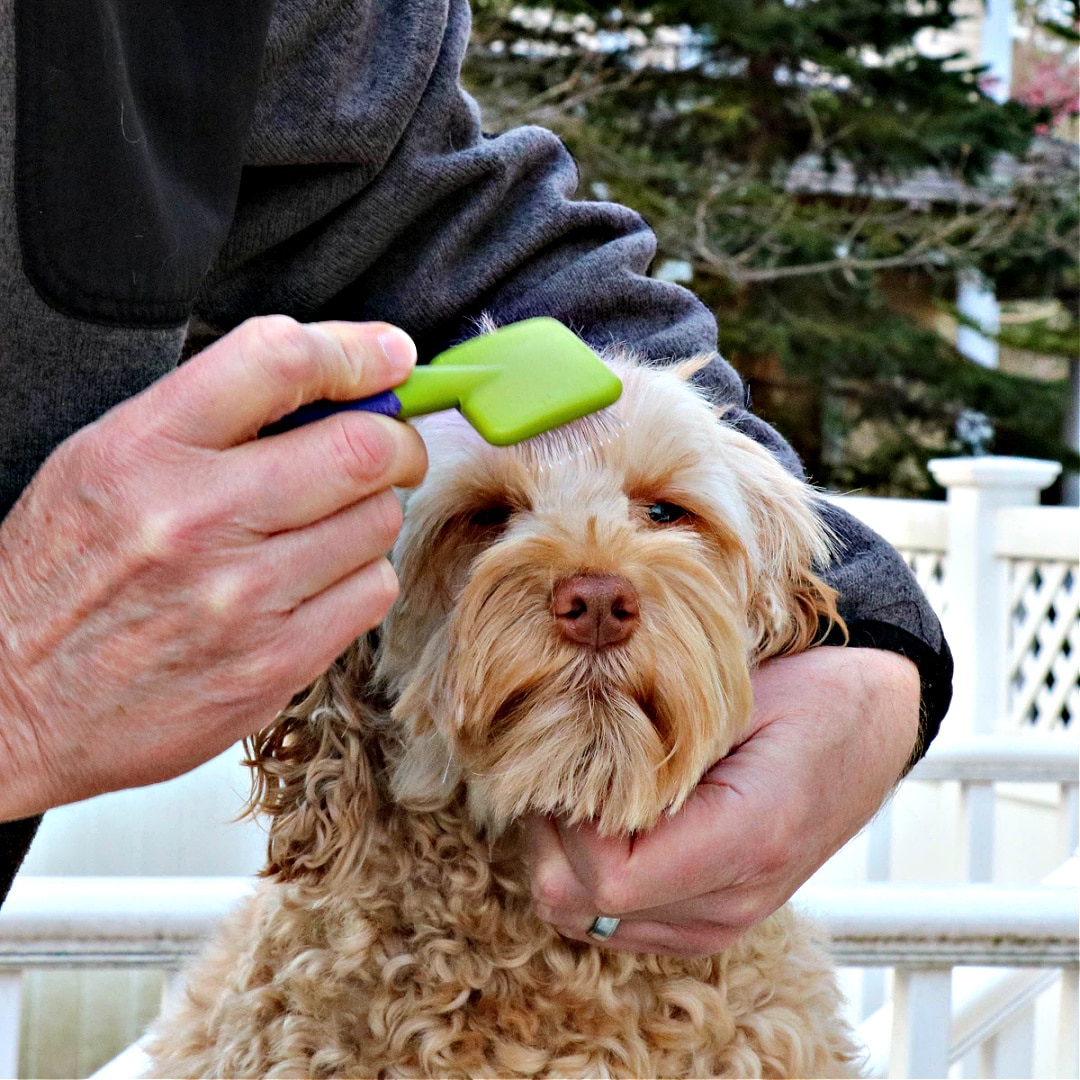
260 389 403 436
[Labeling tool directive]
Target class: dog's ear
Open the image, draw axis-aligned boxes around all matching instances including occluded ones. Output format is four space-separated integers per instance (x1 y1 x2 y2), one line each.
389 720 462 812
719 433 844 660
747 531 842 661
244 634 385 884
386 624 465 812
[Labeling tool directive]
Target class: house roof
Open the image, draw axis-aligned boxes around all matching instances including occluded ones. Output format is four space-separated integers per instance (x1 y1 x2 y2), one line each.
785 136 1078 204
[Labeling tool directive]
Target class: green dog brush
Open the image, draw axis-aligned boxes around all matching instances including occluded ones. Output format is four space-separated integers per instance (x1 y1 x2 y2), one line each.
266 318 622 445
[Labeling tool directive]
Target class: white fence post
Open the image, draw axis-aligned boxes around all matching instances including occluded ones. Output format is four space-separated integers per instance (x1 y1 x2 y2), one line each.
928 456 1063 738
929 457 1063 894
959 781 996 883
0 971 20 1080
1058 966 1079 1079
978 1002 1036 1079
890 967 953 1079
1062 783 1078 860
861 803 894 1019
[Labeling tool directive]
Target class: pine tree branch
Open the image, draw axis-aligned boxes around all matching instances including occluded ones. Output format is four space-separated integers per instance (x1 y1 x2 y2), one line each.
553 69 643 114
692 197 1016 283
521 70 585 113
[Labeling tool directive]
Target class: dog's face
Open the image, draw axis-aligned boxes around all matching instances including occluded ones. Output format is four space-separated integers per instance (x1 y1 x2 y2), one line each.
377 357 836 837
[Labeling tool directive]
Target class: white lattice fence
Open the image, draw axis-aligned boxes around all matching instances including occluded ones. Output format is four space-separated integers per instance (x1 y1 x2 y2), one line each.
838 463 1079 736
901 550 949 620
1007 559 1079 731
893 545 1080 732
826 495 952 622
997 503 1080 734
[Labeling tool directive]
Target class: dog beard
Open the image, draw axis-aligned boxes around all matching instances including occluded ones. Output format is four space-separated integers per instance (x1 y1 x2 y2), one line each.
390 523 753 837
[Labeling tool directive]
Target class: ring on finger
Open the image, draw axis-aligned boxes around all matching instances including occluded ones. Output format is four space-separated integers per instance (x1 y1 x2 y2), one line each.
586 915 620 942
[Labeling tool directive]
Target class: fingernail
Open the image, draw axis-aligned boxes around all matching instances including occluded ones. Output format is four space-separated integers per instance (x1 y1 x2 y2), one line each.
378 328 417 379
374 556 400 595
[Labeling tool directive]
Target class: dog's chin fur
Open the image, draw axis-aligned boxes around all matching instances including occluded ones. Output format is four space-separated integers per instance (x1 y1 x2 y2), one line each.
145 353 861 1079
389 507 755 837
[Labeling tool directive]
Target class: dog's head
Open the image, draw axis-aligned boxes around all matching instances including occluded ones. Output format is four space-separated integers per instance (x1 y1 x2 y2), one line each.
377 355 839 837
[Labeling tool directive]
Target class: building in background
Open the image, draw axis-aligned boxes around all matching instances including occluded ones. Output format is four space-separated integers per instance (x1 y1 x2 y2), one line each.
918 0 1079 502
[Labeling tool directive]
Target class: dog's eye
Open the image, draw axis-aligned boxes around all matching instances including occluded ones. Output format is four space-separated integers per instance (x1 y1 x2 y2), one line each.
646 501 689 525
469 505 512 528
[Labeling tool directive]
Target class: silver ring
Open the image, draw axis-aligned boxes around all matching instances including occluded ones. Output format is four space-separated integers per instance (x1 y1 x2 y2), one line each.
586 915 620 941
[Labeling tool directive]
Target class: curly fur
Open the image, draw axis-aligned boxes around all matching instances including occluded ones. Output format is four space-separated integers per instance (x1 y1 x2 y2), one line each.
145 354 861 1079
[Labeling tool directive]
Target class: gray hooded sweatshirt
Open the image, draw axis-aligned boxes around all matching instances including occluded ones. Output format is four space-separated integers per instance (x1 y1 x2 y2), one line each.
0 0 950 900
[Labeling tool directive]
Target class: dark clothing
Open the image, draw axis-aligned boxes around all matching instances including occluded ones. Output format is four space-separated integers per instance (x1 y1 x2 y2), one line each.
0 0 951 903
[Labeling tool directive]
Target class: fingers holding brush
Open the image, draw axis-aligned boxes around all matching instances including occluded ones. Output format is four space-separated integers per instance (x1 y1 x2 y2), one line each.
228 409 427 534
132 316 420 449
0 315 427 821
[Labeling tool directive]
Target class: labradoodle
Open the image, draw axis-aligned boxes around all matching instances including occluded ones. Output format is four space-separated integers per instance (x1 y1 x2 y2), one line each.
145 352 861 1079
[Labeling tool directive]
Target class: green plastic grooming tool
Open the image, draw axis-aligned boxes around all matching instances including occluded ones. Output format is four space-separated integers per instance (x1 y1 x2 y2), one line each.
267 318 623 445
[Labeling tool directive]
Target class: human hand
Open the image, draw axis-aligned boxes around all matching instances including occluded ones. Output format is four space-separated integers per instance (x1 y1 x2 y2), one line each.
0 316 427 821
525 646 920 957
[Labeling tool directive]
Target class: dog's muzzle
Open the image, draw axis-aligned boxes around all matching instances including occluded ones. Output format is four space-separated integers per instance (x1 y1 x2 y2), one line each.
586 915 620 942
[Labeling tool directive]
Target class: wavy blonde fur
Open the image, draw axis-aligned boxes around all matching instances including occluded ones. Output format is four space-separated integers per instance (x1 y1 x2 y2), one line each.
145 353 859 1079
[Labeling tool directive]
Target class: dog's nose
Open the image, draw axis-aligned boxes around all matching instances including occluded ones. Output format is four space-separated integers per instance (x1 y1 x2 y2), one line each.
551 574 640 649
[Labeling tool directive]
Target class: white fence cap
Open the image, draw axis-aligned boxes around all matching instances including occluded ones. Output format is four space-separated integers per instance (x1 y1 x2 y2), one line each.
928 456 1062 490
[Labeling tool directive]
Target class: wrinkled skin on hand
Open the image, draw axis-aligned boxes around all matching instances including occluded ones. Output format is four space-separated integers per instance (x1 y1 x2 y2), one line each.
0 316 428 821
525 646 920 957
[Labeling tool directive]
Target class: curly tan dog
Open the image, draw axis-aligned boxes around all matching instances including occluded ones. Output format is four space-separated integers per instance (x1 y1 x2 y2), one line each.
145 355 862 1079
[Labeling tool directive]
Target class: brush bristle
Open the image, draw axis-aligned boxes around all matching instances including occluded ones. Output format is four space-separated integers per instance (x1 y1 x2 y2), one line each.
518 409 626 472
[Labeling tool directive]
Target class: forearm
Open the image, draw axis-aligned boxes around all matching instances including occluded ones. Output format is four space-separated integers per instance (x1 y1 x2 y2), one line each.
199 0 720 365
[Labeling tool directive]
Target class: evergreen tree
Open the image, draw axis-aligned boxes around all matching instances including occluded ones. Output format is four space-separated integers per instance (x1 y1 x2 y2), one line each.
465 0 1078 497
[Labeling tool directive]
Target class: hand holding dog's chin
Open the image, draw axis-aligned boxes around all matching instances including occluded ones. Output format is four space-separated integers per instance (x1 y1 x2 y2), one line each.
525 646 920 958
0 316 427 823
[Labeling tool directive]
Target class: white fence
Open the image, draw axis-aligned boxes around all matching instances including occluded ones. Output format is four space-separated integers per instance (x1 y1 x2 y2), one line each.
0 454 1077 1079
0 869 1075 1080
832 455 1079 1079
0 874 1073 977
832 456 1078 736
852 738 1079 1078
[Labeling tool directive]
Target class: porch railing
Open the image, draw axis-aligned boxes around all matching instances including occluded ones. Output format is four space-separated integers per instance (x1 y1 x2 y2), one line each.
0 872 1075 1080
855 736 1079 1078
838 457 1079 1077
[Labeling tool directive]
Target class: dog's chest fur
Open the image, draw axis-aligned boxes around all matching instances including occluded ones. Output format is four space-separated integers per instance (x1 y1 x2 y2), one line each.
148 788 858 1079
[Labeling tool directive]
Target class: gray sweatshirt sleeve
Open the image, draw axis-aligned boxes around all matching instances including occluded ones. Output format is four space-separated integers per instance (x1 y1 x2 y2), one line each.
197 0 951 749
195 0 714 361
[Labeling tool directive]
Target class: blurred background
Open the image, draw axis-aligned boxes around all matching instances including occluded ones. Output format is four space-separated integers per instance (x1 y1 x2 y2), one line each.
465 0 1079 502
4 3 1078 1078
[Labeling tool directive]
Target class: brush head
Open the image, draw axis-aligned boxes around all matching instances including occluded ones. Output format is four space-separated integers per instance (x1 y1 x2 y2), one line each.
429 318 622 445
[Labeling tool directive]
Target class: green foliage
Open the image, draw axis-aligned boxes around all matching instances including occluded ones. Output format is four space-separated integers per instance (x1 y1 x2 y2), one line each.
464 1 1079 497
